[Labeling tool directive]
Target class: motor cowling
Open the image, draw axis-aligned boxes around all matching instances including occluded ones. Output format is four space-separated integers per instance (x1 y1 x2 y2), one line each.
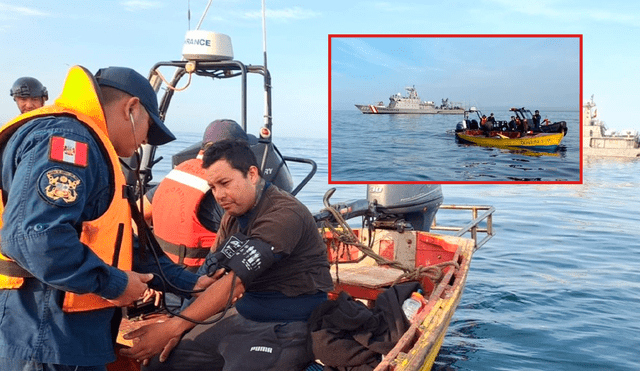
366 184 443 232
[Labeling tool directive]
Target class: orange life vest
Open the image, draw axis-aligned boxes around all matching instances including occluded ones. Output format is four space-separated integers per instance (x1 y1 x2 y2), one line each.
152 156 216 270
0 65 133 312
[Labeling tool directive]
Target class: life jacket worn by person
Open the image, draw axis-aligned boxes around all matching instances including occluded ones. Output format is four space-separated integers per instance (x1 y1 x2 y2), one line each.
0 65 133 312
152 155 216 271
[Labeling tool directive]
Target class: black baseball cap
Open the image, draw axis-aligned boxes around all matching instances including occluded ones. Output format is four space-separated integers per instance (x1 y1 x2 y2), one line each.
95 66 175 145
202 119 248 148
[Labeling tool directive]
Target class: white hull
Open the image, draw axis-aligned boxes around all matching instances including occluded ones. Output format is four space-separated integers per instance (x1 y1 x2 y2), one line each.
583 95 640 158
355 86 464 115
355 104 463 115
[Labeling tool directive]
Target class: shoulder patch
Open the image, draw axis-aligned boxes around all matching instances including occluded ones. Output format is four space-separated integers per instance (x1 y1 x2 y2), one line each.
38 168 84 207
49 136 88 167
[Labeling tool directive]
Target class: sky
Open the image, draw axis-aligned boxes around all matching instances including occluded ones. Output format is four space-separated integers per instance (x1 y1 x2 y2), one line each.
1 0 640 139
331 36 580 112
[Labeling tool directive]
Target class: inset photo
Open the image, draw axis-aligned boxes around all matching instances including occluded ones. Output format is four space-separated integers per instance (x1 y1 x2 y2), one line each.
329 34 582 184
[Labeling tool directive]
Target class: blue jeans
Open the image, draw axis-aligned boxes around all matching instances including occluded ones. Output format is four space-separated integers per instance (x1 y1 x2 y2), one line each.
0 358 106 371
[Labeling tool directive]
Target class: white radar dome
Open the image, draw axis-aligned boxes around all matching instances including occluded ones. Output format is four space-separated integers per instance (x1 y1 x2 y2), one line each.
182 30 233 61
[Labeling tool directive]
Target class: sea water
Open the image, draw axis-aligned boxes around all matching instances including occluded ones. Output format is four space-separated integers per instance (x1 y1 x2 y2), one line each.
152 132 639 370
331 109 581 182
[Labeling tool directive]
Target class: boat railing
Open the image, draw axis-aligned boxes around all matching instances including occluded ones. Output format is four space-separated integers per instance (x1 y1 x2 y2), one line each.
430 204 495 251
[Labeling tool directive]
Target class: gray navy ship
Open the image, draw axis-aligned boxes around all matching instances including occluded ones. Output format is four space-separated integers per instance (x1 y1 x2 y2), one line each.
583 95 640 158
355 86 464 115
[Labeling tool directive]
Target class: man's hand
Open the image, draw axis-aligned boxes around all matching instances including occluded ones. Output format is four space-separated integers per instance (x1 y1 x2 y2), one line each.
120 316 186 364
107 271 154 307
122 271 246 364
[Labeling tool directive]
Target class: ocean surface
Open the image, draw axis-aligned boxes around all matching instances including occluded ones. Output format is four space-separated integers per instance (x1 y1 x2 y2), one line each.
152 132 639 370
330 109 581 182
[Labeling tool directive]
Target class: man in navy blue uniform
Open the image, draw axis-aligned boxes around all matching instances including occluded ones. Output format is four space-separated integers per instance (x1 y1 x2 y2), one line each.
0 66 205 371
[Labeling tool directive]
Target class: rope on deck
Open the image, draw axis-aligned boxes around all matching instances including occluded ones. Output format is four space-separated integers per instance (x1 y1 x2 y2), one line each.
319 206 459 288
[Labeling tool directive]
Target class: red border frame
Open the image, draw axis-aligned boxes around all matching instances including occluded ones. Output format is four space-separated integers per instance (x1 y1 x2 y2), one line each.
328 34 583 185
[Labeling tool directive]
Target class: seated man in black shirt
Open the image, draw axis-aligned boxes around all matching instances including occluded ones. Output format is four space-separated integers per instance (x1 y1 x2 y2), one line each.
143 120 247 311
146 119 247 270
124 139 333 371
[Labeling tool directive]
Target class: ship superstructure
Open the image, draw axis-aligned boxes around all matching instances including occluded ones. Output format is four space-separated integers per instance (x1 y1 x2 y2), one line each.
583 95 640 158
355 86 464 115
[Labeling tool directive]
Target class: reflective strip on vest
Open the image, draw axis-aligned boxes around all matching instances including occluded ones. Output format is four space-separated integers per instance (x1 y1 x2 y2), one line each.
165 169 211 193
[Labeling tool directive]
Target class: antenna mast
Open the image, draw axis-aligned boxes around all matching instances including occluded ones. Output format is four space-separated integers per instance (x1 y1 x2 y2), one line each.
262 0 273 132
196 0 213 31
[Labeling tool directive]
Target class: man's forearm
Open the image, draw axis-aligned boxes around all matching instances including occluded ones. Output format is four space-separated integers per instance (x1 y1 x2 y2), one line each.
171 272 245 333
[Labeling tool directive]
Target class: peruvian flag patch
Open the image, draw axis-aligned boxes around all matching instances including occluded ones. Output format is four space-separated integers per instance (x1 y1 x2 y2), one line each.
49 136 88 167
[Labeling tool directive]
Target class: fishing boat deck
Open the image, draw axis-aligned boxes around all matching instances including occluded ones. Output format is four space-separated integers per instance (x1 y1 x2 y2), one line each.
110 205 495 371
324 228 475 304
329 264 406 303
331 264 403 288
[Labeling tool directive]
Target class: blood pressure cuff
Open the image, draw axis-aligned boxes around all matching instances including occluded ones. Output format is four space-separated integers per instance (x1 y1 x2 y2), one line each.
217 233 276 287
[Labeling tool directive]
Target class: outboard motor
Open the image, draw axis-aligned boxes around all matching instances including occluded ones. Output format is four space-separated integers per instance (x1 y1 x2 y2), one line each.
250 140 294 193
456 118 480 132
366 184 443 232
557 121 568 135
171 142 200 168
